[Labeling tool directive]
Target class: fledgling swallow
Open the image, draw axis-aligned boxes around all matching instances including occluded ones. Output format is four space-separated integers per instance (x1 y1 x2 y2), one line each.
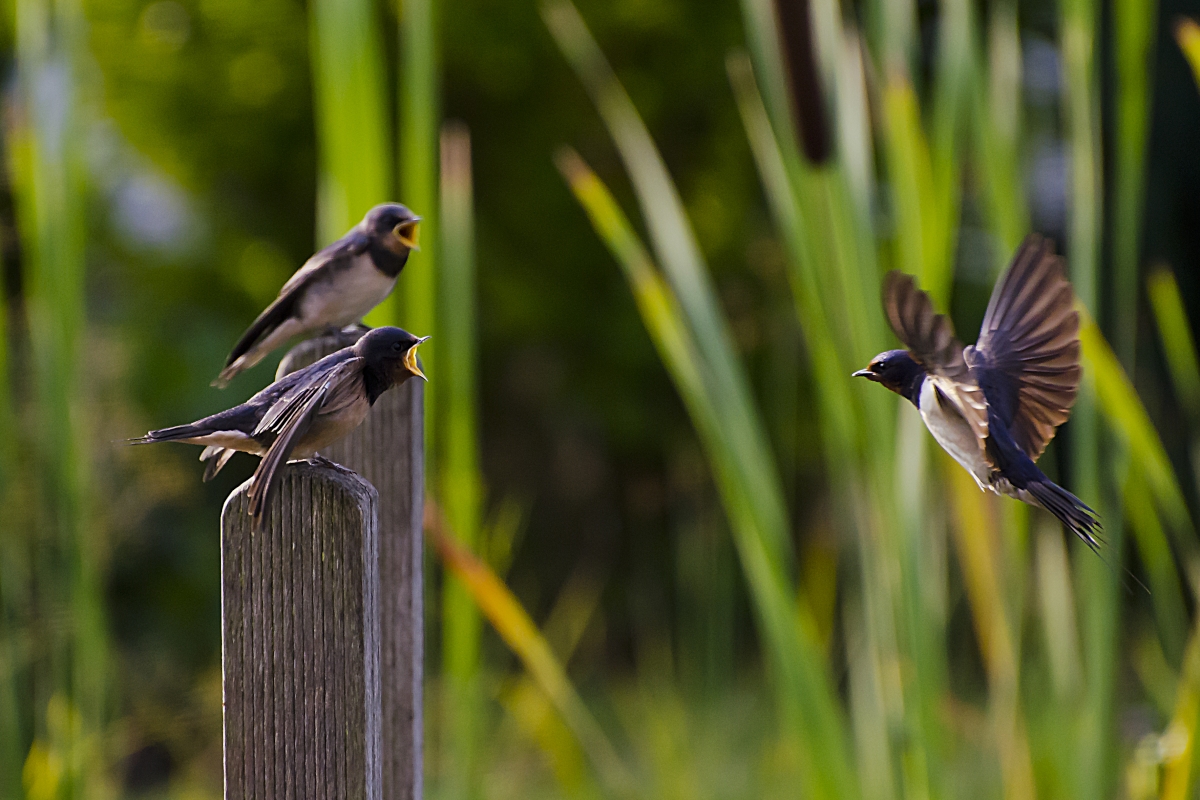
134 327 428 528
214 203 421 387
854 235 1102 549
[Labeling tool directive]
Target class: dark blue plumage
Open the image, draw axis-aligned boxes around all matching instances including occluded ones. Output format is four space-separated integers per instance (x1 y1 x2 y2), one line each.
854 235 1101 549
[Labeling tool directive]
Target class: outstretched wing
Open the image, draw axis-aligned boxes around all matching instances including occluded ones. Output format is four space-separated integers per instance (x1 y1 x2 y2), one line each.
884 272 969 378
967 235 1080 462
883 271 989 446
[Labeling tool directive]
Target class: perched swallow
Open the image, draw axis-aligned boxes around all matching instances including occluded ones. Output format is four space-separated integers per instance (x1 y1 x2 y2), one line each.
214 203 421 387
854 235 1101 548
135 327 428 527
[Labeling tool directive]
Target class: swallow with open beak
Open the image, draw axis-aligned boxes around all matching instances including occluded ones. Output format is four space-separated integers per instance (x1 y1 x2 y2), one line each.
214 203 421 387
854 235 1101 549
134 327 428 527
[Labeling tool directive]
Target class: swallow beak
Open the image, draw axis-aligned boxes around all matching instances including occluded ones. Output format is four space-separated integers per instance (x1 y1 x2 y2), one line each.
852 368 877 380
394 218 421 251
403 336 430 381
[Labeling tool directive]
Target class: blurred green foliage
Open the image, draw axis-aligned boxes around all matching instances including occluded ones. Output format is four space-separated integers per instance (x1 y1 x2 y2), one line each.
0 0 1199 796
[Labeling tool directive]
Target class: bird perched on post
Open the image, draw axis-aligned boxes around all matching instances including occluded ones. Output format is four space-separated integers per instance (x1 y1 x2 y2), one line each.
134 327 428 528
214 203 421 387
854 235 1102 549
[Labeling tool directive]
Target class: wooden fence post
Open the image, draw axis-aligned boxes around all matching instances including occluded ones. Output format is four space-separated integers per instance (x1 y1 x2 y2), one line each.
221 461 382 799
277 333 425 800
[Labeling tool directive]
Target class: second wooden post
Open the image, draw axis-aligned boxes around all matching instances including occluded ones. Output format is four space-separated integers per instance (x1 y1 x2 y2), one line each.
278 334 425 800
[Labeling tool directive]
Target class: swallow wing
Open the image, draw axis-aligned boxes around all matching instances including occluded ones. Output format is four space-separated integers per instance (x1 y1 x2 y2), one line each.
968 235 1081 462
884 271 990 447
277 230 371 297
221 231 371 373
245 358 361 525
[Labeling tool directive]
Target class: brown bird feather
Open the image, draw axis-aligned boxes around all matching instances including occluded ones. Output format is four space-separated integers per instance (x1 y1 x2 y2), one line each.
966 235 1081 461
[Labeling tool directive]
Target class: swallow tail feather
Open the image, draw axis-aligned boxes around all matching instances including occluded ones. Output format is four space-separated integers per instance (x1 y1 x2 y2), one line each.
1025 479 1103 550
214 295 300 387
129 422 209 445
200 445 237 481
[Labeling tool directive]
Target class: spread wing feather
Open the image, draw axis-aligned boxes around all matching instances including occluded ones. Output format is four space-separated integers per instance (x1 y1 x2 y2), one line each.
884 272 969 378
970 235 1081 461
883 272 989 447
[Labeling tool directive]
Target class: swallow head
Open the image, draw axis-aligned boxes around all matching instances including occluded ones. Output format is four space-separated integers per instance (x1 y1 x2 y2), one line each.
363 203 421 254
356 327 430 384
853 349 923 397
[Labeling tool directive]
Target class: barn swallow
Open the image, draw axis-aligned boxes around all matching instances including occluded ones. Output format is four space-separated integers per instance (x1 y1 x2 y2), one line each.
214 203 421 387
854 235 1101 549
134 327 428 527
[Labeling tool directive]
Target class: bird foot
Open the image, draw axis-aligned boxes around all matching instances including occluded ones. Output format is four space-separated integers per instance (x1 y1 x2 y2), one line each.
307 454 356 475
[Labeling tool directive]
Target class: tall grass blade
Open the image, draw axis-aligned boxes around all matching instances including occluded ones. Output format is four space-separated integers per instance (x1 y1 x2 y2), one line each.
557 148 858 800
438 121 483 796
1175 18 1200 90
726 53 857 459
309 0 391 245
881 75 954 306
731 44 952 796
1147 267 1200 420
1112 0 1156 366
1079 313 1195 543
543 20 862 787
499 564 607 796
426 500 636 795
542 2 793 575
0 159 20 800
1034 517 1083 699
868 0 917 74
12 0 106 792
977 1 1028 254
1159 617 1200 799
1123 467 1187 662
396 0 438 407
1062 0 1120 792
944 458 1035 799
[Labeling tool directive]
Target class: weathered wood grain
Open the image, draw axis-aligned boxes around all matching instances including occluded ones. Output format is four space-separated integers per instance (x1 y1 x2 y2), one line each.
222 461 381 800
278 334 425 800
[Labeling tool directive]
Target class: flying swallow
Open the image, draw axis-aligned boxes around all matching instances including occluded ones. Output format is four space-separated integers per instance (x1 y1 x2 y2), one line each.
214 203 421 387
854 235 1101 548
135 327 428 527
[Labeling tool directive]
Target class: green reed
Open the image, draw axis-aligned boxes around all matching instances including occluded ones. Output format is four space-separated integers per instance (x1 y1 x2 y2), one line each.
308 0 391 246
437 121 484 798
503 0 1200 797
7 0 107 795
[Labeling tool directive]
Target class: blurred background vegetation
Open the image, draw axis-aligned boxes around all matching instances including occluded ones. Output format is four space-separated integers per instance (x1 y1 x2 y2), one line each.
1 0 1200 796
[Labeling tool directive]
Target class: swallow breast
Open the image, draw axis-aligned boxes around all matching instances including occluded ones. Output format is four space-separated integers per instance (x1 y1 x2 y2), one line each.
299 253 398 329
918 379 992 491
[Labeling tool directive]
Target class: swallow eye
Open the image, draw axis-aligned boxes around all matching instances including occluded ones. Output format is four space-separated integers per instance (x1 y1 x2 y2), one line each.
392 341 404 352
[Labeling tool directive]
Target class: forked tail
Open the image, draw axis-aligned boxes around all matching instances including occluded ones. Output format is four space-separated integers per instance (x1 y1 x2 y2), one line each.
1026 479 1103 552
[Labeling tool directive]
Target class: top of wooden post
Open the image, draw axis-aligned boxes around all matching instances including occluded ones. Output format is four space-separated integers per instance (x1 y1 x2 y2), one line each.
221 460 382 800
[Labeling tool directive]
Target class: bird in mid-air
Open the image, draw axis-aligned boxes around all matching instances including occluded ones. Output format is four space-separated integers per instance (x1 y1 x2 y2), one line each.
214 203 421 387
134 327 428 527
854 234 1101 549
